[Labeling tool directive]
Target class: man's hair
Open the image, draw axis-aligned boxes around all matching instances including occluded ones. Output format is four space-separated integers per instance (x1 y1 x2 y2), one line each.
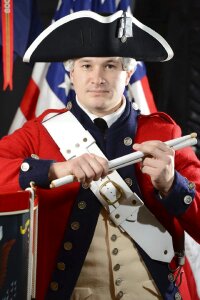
64 57 137 72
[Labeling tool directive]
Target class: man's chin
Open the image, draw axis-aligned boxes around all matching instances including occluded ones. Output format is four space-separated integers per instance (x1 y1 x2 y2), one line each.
88 97 108 107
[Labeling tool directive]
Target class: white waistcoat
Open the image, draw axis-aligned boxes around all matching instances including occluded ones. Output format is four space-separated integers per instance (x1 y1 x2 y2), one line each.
71 210 162 300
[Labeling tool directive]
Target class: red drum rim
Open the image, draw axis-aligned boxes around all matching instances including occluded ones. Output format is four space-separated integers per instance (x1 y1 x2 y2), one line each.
0 190 38 214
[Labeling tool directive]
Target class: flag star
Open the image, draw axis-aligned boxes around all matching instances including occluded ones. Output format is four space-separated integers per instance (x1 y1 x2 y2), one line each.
127 6 132 13
58 74 72 96
115 0 121 7
56 0 62 11
101 0 106 4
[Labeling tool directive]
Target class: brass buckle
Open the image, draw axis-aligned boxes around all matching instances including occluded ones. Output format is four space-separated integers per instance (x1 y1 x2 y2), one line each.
99 180 124 205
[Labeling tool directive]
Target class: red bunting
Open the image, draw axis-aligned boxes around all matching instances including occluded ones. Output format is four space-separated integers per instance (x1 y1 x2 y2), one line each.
1 0 13 90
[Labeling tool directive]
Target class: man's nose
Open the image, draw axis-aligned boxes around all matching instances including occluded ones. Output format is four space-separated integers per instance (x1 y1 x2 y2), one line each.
91 68 106 84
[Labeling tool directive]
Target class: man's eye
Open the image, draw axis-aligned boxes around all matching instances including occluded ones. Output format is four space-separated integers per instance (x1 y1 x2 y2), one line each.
106 64 116 69
82 64 91 69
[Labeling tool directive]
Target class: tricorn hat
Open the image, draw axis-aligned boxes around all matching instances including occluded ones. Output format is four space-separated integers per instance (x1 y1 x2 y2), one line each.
23 10 173 63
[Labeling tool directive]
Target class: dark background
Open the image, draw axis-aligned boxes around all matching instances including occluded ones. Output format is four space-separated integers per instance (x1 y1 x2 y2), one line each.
0 0 199 156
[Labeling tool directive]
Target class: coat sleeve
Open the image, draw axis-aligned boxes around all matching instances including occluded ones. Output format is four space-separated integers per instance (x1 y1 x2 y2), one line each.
135 112 200 243
0 119 40 191
172 141 200 241
0 109 67 192
0 117 56 191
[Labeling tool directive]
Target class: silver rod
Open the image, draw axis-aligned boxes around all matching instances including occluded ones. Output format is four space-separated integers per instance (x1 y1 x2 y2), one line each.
50 133 197 188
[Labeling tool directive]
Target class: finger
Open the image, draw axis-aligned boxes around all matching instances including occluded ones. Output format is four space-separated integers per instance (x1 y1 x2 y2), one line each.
69 155 95 183
73 165 87 183
74 154 108 183
142 154 173 167
92 155 109 178
140 164 160 177
133 141 174 159
86 156 106 181
78 157 97 182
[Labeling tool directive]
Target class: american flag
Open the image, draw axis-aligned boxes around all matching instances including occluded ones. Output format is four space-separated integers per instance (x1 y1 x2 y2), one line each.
8 0 200 299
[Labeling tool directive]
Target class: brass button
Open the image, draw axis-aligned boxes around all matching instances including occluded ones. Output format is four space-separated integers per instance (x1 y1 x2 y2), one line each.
174 292 182 300
132 199 137 205
82 183 89 189
64 241 73 251
66 101 72 110
111 234 117 241
50 281 58 291
116 291 124 299
183 195 192 205
121 36 127 43
78 201 87 209
113 264 120 271
112 248 119 255
109 220 115 227
168 273 174 282
124 178 132 187
115 278 122 286
71 221 80 230
124 137 132 146
188 182 195 190
57 262 65 271
31 154 39 159
21 162 30 172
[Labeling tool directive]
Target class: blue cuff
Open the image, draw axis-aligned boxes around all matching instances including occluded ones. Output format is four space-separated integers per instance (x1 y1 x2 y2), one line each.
155 171 196 216
19 157 55 189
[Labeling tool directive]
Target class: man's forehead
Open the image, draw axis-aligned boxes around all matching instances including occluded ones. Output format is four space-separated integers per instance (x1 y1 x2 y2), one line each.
75 57 122 63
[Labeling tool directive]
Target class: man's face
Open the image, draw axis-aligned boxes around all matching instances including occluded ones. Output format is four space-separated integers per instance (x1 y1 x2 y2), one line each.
70 57 133 116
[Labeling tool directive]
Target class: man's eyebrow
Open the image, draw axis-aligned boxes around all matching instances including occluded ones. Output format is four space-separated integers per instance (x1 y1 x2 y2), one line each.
104 59 119 63
76 58 120 64
77 59 92 63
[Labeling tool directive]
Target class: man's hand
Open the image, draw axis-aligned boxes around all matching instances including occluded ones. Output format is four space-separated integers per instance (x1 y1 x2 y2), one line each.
49 153 109 185
133 141 175 197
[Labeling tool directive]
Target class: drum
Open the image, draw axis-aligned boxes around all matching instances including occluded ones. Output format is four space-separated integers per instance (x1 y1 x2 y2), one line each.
0 188 38 300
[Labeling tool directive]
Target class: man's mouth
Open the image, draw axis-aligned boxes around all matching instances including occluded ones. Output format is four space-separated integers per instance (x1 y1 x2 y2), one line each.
87 90 109 93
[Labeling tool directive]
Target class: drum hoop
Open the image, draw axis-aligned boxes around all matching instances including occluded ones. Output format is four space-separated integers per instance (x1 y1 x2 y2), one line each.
0 206 38 216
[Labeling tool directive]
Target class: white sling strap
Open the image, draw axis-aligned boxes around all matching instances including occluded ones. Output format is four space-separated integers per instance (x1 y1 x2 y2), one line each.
43 111 174 262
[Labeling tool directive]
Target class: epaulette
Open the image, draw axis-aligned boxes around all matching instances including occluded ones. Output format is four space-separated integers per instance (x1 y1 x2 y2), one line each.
138 111 177 125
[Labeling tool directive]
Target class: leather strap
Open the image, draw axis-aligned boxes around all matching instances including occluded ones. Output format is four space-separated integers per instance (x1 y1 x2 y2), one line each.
43 111 174 262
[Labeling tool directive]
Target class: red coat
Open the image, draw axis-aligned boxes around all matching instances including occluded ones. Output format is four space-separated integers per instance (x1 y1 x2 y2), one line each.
0 108 199 299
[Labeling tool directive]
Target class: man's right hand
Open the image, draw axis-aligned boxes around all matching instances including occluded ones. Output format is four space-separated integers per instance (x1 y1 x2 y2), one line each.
49 153 109 185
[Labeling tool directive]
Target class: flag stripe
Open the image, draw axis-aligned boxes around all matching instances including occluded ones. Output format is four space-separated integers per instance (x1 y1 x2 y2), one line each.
140 76 157 113
20 79 39 120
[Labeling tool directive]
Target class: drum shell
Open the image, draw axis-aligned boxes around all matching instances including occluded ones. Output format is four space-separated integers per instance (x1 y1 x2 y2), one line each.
0 191 38 300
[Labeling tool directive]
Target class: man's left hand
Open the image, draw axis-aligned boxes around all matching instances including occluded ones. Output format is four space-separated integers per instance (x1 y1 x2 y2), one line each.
133 141 175 197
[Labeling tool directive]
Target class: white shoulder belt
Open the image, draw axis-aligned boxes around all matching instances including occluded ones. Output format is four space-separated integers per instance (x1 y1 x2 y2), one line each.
43 111 174 262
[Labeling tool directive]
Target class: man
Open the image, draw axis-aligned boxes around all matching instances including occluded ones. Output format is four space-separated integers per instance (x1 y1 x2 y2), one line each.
0 10 200 300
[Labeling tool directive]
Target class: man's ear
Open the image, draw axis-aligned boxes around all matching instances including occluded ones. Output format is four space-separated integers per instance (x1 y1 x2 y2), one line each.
69 70 74 83
125 69 134 86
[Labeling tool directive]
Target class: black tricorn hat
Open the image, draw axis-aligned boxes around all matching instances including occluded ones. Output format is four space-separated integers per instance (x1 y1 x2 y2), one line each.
23 10 173 63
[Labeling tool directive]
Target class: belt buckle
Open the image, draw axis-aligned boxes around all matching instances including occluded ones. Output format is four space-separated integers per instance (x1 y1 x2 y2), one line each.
99 179 124 205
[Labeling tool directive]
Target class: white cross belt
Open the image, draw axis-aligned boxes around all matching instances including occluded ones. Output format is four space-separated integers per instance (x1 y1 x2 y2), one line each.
43 111 174 262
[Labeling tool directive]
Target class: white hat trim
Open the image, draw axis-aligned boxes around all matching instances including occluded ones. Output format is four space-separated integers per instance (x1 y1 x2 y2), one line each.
23 10 173 63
